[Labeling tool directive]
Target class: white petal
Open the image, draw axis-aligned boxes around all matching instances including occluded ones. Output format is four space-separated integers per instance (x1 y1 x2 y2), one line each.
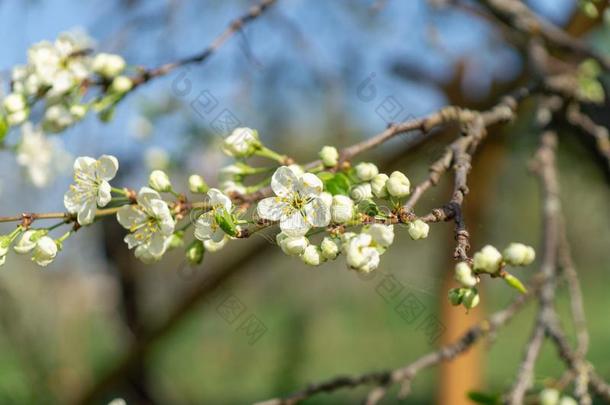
280 211 310 236
148 233 168 257
63 188 80 213
194 214 214 241
96 155 119 181
210 227 226 243
257 197 287 221
73 156 96 173
97 181 112 207
208 188 232 212
299 173 323 197
305 197 331 227
137 187 161 211
124 233 140 249
117 205 146 229
77 200 96 225
271 166 299 197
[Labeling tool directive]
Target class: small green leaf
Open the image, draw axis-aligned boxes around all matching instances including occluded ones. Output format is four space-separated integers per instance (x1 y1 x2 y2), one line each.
503 273 527 294
0 115 8 143
324 172 351 195
467 391 501 405
357 199 379 216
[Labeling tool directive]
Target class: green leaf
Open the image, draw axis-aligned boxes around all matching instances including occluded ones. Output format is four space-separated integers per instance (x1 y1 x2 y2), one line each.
0 115 8 143
215 210 238 237
357 199 379 216
324 172 351 195
467 391 501 405
503 273 527 294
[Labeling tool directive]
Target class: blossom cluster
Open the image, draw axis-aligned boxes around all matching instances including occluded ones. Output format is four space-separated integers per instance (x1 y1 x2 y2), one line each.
449 243 536 310
1 31 133 186
0 127 536 307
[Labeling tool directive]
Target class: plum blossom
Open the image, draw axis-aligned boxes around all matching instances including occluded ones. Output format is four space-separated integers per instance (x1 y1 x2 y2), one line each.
64 155 119 225
257 166 330 236
194 188 233 243
117 187 175 263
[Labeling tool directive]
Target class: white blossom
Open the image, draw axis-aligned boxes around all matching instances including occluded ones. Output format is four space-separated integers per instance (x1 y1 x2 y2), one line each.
92 53 126 78
277 232 309 256
148 170 172 192
257 166 330 236
111 76 133 93
319 146 339 167
16 123 71 187
355 162 378 181
503 243 535 266
350 183 372 202
222 127 260 157
473 245 503 274
539 389 560 405
366 224 394 247
455 262 477 287
301 245 324 266
331 195 354 224
64 155 118 225
194 188 233 243
320 237 339 260
407 219 429 240
386 171 411 198
14 230 43 254
346 233 380 273
371 173 389 198
117 187 175 262
32 236 58 267
188 174 208 193
3 93 27 114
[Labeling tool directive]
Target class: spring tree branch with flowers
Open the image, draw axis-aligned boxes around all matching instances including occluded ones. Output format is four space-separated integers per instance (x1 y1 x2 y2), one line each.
0 0 610 404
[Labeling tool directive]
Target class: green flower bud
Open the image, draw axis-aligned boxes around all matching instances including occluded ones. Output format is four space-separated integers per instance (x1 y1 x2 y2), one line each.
462 288 480 309
320 237 339 260
186 240 205 265
455 262 477 287
370 173 389 198
355 162 378 181
473 245 502 274
407 219 429 240
503 243 535 266
319 146 339 167
188 174 209 193
148 170 172 192
448 288 465 306
539 388 560 405
386 171 410 198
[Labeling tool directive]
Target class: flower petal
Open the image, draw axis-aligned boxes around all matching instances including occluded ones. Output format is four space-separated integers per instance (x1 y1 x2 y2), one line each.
194 214 214 241
280 211 310 236
299 173 323 197
73 156 96 173
271 166 298 197
137 187 161 211
96 155 119 181
305 197 331 227
257 197 287 221
77 200 96 225
63 188 80 213
208 188 232 212
97 181 112 207
117 205 146 229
